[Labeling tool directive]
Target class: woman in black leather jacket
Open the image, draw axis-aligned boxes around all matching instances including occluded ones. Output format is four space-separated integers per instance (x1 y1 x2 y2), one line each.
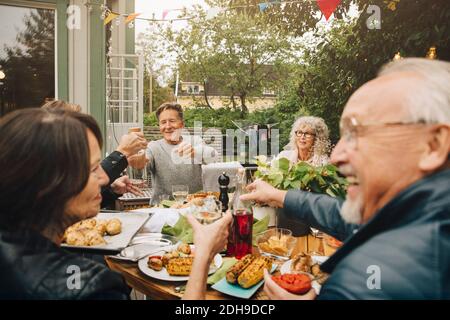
0 109 131 299
0 108 231 300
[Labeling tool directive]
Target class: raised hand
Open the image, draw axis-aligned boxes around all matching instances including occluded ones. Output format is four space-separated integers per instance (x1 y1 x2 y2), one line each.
116 132 148 157
110 175 144 196
239 179 287 208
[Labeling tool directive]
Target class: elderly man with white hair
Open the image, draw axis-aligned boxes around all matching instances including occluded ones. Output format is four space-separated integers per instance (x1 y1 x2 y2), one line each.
242 58 450 299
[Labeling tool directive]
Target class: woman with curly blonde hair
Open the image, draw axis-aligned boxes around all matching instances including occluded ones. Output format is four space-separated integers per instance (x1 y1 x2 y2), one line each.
274 116 332 236
276 116 331 167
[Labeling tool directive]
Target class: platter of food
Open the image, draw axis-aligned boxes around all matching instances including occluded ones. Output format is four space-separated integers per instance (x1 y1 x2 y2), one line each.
61 211 150 253
211 254 277 299
279 253 329 294
138 243 223 281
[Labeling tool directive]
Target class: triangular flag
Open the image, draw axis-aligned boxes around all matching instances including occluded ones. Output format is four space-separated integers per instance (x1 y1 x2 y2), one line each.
104 12 119 25
206 7 222 20
316 0 342 21
162 9 170 20
125 13 140 24
258 3 269 12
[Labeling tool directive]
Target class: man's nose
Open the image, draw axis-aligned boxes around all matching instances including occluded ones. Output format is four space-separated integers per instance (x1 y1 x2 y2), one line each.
330 138 348 166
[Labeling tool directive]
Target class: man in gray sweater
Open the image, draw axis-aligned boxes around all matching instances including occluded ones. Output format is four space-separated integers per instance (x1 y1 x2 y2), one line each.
146 102 218 202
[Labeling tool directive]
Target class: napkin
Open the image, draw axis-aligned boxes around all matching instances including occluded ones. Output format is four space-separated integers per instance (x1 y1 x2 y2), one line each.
161 215 194 243
207 257 238 285
140 208 180 233
252 214 270 246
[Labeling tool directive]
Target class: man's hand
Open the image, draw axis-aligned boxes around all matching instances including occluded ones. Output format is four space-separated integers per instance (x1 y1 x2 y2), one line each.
240 179 287 208
127 152 148 169
110 175 144 196
263 269 317 300
116 132 148 157
176 142 195 159
183 212 232 300
186 211 232 262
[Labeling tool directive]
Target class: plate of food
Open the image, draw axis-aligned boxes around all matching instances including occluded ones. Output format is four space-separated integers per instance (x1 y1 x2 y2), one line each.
61 211 150 253
280 253 329 294
211 255 277 299
138 243 223 281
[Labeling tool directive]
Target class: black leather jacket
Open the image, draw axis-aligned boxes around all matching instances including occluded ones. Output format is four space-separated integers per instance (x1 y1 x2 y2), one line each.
100 150 129 209
0 230 130 299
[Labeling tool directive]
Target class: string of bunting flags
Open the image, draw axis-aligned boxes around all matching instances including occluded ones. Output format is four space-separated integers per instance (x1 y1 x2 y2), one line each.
101 0 400 27
101 0 345 27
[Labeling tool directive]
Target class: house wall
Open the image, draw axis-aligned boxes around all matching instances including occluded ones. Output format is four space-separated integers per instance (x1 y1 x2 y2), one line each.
109 0 135 55
177 95 277 112
68 0 88 113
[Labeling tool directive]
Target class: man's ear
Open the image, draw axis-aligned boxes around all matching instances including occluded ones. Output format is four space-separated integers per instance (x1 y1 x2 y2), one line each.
419 125 450 172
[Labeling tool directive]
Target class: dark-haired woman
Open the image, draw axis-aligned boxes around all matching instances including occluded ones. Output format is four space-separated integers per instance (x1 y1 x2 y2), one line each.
0 109 230 299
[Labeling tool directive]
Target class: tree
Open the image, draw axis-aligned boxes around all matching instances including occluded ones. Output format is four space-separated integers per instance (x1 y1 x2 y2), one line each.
150 0 297 115
143 70 175 113
261 0 450 142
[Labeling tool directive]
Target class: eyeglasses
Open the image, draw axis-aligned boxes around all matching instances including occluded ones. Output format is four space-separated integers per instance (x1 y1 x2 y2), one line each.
295 130 316 139
339 116 429 150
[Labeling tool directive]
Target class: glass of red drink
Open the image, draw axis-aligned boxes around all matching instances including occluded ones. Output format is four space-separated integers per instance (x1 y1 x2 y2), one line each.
229 209 253 259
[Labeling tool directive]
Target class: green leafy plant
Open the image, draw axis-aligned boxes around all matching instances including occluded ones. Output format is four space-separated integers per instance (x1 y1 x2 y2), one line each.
254 156 347 198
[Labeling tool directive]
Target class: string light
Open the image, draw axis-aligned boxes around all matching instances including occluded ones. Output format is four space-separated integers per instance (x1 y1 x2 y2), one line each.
393 52 402 61
426 46 437 59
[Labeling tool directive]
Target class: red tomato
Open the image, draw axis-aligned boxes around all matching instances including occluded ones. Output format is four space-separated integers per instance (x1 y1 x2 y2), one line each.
271 273 312 295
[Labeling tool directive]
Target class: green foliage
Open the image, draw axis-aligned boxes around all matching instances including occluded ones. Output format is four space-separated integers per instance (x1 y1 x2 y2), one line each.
144 112 158 126
143 71 175 113
142 0 450 149
261 0 450 143
155 2 297 114
254 156 348 198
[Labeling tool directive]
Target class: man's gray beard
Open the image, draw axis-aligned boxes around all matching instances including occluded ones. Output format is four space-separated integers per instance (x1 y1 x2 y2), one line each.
340 195 363 225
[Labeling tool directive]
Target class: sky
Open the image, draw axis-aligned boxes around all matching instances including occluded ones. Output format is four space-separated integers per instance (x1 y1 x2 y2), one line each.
135 0 206 36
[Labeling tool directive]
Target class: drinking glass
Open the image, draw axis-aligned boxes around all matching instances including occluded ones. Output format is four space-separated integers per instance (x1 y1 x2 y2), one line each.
310 227 324 238
228 209 253 259
172 185 189 205
149 193 170 207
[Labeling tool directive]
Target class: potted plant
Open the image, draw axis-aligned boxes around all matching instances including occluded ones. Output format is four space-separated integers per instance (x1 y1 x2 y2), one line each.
252 156 347 235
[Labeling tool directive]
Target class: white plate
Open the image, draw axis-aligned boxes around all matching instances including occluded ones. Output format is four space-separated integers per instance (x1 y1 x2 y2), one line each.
280 255 328 295
138 246 223 282
61 212 151 253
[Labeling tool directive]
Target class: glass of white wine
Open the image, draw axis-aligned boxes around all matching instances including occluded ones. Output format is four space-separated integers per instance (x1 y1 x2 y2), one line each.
172 185 189 205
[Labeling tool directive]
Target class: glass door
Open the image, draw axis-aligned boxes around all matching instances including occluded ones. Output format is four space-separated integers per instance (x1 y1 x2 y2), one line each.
0 2 56 116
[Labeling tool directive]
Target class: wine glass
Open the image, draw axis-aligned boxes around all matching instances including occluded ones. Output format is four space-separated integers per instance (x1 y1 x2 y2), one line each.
172 185 189 205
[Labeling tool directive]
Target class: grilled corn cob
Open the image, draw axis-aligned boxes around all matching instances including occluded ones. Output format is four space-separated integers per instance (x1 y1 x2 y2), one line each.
237 256 272 288
226 254 256 284
166 257 193 276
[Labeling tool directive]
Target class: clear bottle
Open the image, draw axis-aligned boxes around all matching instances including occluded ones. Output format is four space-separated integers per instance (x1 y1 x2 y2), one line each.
227 168 254 259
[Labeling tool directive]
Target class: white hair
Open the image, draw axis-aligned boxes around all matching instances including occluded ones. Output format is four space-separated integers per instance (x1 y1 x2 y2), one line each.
285 116 331 159
378 58 450 124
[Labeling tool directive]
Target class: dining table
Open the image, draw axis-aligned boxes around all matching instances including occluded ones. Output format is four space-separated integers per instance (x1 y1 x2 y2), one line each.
105 233 338 300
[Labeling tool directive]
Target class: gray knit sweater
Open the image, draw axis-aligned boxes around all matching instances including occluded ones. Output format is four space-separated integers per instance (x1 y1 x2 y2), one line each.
146 137 217 201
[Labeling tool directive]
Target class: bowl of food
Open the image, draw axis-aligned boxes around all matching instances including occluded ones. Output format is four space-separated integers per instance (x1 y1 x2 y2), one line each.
256 228 297 260
323 234 343 249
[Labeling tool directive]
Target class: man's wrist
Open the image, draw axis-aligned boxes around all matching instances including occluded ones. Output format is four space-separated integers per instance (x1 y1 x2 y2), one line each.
116 147 130 157
273 190 287 208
